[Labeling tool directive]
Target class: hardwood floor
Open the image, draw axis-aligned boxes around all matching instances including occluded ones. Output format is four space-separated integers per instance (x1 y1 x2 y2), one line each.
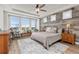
8 37 79 54
9 39 21 54
62 42 79 54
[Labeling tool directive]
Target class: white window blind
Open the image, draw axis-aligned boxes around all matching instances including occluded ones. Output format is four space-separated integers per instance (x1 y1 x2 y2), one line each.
51 15 56 21
63 10 72 19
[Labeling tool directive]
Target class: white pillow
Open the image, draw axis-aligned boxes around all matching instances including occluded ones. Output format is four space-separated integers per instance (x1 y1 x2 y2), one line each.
46 27 51 32
51 27 56 33
46 27 57 33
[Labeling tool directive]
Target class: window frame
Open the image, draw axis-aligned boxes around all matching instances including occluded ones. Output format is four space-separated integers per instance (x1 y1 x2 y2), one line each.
9 15 37 32
62 10 72 20
50 15 56 21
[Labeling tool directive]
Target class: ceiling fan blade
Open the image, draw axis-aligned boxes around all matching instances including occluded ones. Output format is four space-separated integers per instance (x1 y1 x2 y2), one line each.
36 4 39 8
40 4 45 8
40 9 47 12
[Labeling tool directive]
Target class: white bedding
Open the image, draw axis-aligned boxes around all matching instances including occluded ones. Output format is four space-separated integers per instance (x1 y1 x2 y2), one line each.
31 32 61 49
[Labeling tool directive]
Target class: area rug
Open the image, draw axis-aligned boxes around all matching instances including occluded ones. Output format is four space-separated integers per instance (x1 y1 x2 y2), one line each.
17 38 69 54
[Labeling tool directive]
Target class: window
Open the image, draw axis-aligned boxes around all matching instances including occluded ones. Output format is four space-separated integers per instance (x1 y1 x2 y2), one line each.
10 16 20 28
43 17 47 23
9 15 38 32
31 19 36 27
63 10 72 19
21 17 30 32
31 19 37 31
10 16 20 32
21 17 30 27
50 15 56 21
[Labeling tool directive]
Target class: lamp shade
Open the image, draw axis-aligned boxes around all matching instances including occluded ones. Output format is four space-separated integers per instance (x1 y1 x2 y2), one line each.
66 24 70 28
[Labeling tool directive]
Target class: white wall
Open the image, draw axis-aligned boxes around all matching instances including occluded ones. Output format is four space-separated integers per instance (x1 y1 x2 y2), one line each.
0 4 39 31
0 9 4 30
0 5 5 30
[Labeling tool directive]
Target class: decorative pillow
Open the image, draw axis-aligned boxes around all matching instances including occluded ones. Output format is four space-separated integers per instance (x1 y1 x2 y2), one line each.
46 27 51 32
46 27 57 33
51 27 57 33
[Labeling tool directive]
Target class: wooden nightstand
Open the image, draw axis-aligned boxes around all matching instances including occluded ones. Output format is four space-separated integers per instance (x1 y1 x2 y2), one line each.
61 32 76 45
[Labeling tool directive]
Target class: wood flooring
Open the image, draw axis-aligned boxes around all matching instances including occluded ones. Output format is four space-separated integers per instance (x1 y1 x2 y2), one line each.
8 37 79 54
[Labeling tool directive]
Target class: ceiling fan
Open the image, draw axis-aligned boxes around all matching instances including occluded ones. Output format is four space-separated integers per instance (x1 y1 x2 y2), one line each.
35 4 47 13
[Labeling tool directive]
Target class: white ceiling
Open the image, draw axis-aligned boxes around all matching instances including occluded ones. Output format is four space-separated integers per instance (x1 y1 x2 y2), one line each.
4 4 79 18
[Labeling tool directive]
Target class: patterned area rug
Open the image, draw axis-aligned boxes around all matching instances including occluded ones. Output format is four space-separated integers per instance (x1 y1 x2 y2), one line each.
17 38 69 54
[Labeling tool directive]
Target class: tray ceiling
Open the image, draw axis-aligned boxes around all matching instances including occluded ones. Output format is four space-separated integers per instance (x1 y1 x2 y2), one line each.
2 4 79 18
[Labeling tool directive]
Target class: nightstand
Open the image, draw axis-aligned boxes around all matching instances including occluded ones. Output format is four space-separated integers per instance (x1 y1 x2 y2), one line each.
61 32 76 45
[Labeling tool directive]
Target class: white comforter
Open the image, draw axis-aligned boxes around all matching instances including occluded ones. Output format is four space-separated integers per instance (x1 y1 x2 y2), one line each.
31 32 61 49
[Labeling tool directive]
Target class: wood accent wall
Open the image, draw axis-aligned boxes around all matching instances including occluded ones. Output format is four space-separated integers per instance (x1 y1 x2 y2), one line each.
40 5 79 31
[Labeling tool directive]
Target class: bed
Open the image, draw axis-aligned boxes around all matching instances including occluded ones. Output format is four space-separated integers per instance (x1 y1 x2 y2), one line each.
31 32 61 49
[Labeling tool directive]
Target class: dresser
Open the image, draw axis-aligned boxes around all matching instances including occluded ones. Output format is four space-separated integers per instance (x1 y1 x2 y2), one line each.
61 32 76 45
0 32 9 54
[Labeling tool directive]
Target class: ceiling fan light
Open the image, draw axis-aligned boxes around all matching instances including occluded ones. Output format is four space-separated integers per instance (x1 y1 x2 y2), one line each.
35 8 40 12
